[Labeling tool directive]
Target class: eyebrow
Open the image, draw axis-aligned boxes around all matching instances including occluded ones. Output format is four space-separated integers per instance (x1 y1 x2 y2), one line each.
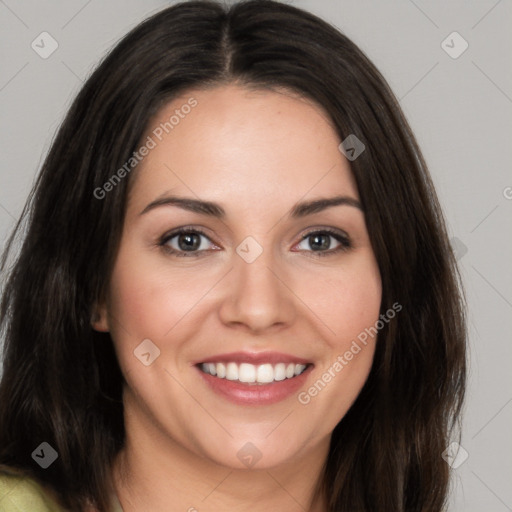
139 194 362 218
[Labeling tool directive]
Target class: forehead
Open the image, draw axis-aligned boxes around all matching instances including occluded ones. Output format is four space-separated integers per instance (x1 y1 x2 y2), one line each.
127 84 358 217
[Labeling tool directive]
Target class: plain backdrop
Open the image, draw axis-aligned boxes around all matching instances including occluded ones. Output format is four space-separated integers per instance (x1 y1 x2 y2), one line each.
1 1 511 510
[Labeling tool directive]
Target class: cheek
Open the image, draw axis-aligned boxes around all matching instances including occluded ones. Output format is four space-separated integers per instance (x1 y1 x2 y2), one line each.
342 271 381 340
305 256 382 347
294 255 381 421
295 333 379 438
107 244 209 339
104 252 183 372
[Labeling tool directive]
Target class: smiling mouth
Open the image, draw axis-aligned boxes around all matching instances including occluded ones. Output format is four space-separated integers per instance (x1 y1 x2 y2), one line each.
198 361 311 385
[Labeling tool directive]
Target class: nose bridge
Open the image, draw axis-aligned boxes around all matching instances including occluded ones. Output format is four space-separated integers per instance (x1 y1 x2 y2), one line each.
218 238 295 331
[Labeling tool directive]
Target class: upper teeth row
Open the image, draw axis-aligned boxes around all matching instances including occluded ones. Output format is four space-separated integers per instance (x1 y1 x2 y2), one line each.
200 362 307 383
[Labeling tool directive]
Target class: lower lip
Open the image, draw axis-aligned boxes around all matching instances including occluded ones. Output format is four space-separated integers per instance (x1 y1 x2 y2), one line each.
196 365 313 405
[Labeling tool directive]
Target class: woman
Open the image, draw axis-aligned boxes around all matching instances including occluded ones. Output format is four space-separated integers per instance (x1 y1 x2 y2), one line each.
0 1 466 511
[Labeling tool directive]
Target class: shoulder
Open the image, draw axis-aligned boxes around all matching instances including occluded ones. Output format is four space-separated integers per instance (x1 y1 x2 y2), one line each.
0 470 63 512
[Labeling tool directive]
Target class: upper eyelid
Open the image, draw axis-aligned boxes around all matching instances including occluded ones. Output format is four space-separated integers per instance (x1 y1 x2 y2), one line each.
161 227 213 243
299 227 349 240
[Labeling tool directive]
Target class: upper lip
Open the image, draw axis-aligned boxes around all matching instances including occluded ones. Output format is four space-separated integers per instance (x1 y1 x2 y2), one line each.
193 351 312 366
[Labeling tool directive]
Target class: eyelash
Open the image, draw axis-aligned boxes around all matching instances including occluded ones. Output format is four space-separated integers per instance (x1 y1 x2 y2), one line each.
158 227 352 258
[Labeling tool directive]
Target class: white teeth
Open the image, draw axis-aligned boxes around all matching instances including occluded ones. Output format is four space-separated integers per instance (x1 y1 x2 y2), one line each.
294 364 306 376
200 361 309 383
274 363 286 381
226 362 238 380
256 364 274 383
216 362 226 378
238 363 256 383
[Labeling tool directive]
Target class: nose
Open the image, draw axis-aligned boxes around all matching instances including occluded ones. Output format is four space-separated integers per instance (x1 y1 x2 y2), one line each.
218 248 296 333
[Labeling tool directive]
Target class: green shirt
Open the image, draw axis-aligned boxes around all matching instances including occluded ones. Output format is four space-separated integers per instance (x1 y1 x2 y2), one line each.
0 472 123 512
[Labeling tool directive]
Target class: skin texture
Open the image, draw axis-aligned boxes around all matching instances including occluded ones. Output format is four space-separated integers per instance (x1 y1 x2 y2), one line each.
92 84 382 511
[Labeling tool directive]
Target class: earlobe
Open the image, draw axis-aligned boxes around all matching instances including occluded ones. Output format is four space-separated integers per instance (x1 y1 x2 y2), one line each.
91 303 110 332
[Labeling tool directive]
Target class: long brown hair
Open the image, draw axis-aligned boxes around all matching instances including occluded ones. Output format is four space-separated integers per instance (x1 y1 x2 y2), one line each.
0 1 466 510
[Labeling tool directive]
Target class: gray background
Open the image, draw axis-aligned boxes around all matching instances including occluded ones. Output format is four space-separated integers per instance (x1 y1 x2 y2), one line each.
1 0 511 510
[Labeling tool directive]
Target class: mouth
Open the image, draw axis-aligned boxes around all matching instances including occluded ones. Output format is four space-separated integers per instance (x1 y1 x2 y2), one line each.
198 361 310 385
193 351 314 405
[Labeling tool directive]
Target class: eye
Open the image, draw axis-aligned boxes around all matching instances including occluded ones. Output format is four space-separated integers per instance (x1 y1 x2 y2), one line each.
158 227 351 258
159 228 218 257
294 229 351 257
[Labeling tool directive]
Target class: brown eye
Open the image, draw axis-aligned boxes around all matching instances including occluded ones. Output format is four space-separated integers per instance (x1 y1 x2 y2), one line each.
159 228 216 257
174 232 202 251
295 229 351 256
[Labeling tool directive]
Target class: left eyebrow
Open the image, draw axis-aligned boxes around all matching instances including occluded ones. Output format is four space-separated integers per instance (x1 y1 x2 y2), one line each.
139 194 362 218
290 195 363 217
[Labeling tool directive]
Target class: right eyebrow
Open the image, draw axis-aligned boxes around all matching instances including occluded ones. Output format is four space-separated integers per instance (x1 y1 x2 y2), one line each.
139 195 225 218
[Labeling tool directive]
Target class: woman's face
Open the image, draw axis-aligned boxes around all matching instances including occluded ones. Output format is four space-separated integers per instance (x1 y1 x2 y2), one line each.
94 84 381 470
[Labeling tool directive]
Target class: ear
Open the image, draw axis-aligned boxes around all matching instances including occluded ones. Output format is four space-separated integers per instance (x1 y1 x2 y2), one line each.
91 300 110 332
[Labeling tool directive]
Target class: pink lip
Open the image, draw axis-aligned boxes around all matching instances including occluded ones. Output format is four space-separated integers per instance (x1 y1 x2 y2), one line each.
195 364 313 406
192 351 311 366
